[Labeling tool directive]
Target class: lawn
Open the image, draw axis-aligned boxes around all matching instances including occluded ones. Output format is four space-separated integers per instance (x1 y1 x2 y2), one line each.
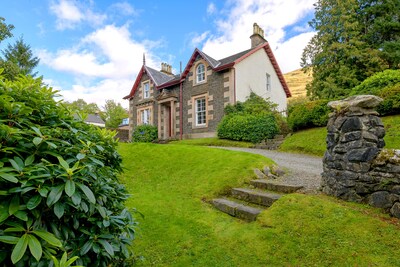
279 115 400 156
119 143 400 266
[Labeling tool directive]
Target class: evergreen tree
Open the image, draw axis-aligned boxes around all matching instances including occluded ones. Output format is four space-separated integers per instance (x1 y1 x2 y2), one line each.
302 0 400 99
0 37 40 80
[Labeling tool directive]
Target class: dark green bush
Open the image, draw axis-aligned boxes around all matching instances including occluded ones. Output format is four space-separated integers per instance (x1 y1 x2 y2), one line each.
219 92 287 141
0 75 135 266
287 100 330 131
132 124 158 143
377 84 400 116
217 113 279 143
351 69 400 95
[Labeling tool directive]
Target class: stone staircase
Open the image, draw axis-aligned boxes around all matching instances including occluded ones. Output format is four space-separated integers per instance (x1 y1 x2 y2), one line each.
255 135 286 150
212 176 303 222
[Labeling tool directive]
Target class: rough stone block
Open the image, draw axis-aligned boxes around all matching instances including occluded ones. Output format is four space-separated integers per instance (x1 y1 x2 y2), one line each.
254 168 267 179
390 202 400 218
341 131 361 143
368 191 392 209
347 147 380 162
341 117 362 133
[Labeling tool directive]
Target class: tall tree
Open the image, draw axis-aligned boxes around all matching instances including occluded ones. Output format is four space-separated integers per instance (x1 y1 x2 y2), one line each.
102 100 128 129
302 0 400 99
0 37 40 80
0 17 14 44
64 99 100 115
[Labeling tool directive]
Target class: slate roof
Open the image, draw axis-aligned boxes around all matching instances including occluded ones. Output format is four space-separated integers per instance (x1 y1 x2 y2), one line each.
145 66 175 86
86 114 105 124
218 48 252 65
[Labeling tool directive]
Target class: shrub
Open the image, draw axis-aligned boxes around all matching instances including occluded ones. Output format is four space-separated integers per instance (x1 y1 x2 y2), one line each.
132 124 158 143
377 84 400 116
219 92 287 141
351 69 400 95
0 75 136 266
217 113 279 143
287 99 330 131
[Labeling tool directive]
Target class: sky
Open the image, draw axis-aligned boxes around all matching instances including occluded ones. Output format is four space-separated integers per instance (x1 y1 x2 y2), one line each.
1 0 316 109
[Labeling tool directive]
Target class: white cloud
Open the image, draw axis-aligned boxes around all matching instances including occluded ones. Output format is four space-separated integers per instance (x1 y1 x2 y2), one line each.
200 0 315 73
39 24 159 79
275 31 316 73
50 0 106 30
39 24 163 108
207 3 217 15
110 2 138 16
190 31 210 48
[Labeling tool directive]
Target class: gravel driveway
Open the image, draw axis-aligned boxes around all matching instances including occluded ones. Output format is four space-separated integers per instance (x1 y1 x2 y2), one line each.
214 147 323 194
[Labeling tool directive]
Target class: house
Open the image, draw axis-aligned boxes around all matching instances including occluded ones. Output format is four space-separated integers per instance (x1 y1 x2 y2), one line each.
124 23 291 140
74 113 105 127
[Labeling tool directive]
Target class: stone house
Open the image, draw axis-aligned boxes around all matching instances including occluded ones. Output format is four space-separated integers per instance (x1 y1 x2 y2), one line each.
124 23 291 140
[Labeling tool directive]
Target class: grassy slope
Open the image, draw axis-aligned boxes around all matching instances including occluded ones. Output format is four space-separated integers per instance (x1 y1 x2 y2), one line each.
119 143 400 266
280 115 400 156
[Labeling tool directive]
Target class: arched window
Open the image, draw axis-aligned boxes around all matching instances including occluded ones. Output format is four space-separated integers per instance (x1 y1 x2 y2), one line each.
196 63 205 83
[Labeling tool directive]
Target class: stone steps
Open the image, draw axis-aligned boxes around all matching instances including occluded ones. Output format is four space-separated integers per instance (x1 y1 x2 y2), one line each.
212 198 261 222
211 177 303 222
231 188 281 207
250 179 303 193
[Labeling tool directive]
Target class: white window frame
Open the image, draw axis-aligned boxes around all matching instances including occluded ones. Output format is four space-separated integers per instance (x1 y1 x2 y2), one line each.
196 63 206 83
266 73 271 91
143 82 150 99
140 109 150 125
195 97 206 126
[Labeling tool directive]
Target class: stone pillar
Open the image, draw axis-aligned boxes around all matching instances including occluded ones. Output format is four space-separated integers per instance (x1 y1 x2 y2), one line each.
321 95 385 201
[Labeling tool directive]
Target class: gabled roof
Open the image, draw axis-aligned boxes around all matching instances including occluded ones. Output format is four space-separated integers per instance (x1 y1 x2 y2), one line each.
145 66 175 86
124 41 291 100
123 65 176 99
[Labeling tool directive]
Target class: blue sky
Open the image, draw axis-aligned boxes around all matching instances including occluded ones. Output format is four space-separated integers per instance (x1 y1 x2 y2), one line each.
1 0 316 108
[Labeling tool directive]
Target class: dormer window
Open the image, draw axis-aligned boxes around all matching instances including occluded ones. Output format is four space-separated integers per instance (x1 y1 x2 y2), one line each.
143 82 150 99
196 63 205 83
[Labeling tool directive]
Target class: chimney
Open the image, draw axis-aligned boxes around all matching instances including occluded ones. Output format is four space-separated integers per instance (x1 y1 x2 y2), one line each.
250 23 267 48
160 62 173 75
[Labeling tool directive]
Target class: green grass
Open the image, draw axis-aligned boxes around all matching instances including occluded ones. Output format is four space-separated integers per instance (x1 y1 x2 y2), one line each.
119 143 400 266
279 127 327 156
169 137 254 148
279 115 400 156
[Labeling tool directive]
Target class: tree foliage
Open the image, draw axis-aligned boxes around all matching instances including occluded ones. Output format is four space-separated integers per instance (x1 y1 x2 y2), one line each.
0 17 14 44
101 100 128 129
0 74 136 266
302 0 400 99
0 37 40 80
63 99 100 118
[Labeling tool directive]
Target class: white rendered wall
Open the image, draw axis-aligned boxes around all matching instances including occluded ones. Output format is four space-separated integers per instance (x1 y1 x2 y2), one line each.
234 49 287 112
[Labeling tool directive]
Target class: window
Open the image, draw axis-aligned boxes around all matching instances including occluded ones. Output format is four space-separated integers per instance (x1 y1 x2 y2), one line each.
140 109 150 125
196 63 205 83
266 73 271 91
195 97 206 126
143 82 150 99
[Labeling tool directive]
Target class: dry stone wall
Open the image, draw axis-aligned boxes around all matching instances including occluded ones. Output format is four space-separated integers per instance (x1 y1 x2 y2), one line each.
321 95 400 218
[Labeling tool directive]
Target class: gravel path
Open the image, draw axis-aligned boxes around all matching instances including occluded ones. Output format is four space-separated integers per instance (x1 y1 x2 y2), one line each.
214 147 323 194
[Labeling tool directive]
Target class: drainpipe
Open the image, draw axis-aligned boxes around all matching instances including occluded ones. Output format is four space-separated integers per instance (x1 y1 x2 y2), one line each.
233 67 236 104
179 62 183 140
